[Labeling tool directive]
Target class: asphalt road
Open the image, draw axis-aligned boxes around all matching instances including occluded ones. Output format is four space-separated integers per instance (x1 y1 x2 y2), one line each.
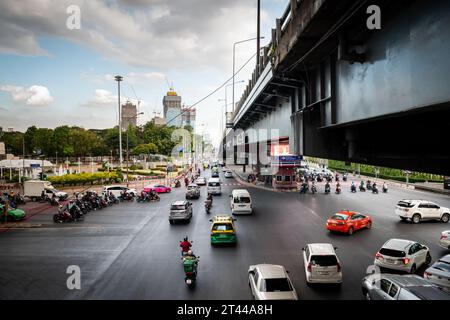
1 169 449 300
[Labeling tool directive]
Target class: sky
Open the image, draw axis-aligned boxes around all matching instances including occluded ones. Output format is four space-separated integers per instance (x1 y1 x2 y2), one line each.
0 0 288 147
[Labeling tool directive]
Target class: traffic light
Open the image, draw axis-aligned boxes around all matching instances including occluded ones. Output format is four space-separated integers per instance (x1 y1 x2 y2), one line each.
38 172 43 180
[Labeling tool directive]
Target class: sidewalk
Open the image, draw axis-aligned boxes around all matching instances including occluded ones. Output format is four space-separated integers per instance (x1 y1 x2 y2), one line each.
413 182 450 195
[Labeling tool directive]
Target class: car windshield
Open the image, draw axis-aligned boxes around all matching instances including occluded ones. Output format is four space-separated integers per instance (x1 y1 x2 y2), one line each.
261 278 292 292
208 182 220 187
310 255 338 266
187 186 197 190
171 205 186 210
379 248 406 257
212 223 233 231
397 201 415 208
432 261 450 273
234 196 250 203
331 214 347 220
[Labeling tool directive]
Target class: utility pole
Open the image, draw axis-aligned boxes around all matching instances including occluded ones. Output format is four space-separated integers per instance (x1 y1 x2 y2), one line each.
115 75 123 169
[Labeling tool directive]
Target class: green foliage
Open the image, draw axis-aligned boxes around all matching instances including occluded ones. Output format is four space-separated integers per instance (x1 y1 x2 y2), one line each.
47 172 122 186
327 160 444 183
133 143 159 155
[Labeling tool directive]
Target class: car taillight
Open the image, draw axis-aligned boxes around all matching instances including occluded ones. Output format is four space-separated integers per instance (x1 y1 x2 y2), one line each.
441 235 448 240
403 258 410 265
424 272 431 279
337 262 341 272
375 252 383 260
186 272 193 276
307 263 312 272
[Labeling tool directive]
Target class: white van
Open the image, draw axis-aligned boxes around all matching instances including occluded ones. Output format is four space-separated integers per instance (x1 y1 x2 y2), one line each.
230 189 252 214
207 178 222 195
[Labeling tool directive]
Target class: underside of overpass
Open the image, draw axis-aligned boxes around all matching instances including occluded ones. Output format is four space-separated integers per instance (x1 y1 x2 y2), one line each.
225 0 450 175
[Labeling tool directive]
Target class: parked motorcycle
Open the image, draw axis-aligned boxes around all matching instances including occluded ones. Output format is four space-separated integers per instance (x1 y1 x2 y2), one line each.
53 209 74 223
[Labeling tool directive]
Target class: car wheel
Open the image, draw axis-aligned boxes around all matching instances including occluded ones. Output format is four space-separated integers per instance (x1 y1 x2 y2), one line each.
364 290 371 300
410 264 416 274
441 213 450 223
169 220 173 225
425 252 432 265
412 214 421 224
366 222 372 229
348 227 354 235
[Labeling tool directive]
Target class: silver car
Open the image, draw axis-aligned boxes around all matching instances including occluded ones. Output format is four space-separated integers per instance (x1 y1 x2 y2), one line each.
185 184 200 199
248 264 298 300
424 254 450 291
169 201 193 224
362 274 450 300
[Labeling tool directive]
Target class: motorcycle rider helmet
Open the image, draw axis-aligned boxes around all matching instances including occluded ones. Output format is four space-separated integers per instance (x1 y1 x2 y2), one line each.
183 236 188 241
187 250 193 255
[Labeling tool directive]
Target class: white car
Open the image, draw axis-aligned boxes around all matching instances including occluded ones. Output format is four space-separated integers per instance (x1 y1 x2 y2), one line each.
374 239 432 273
424 254 450 291
440 231 450 250
302 243 342 284
395 200 450 224
224 170 233 178
102 185 136 198
195 177 206 186
248 264 298 300
222 166 227 172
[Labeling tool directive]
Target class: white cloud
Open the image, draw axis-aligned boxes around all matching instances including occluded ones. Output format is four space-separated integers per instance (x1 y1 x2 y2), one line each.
0 84 54 106
82 89 116 107
82 88 147 109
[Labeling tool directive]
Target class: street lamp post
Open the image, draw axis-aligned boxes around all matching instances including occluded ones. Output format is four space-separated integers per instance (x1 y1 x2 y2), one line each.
232 37 265 114
114 75 123 169
125 111 144 187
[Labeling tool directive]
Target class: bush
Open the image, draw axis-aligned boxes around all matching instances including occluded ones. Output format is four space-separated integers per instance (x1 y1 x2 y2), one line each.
47 171 122 186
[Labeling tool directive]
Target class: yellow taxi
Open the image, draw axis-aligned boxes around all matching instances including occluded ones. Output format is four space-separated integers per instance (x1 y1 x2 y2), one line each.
209 215 237 245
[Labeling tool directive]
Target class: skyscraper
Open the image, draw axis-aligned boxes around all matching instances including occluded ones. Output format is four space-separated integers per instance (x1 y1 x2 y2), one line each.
163 89 182 127
181 106 196 129
122 101 137 130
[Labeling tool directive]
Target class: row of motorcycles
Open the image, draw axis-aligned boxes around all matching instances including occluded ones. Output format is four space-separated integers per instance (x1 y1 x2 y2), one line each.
52 191 128 223
300 180 388 194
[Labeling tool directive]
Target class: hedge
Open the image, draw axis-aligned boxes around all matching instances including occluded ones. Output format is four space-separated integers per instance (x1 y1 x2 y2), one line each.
47 172 122 186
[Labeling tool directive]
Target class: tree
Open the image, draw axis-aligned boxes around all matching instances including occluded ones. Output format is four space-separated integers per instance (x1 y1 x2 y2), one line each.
132 143 159 155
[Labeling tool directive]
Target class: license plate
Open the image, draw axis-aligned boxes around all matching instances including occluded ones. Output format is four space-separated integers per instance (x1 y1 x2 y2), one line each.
239 205 246 207
386 259 394 263
332 224 337 226
318 272 329 275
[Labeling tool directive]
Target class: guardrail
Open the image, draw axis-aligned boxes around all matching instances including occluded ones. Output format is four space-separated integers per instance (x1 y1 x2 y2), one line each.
231 0 300 124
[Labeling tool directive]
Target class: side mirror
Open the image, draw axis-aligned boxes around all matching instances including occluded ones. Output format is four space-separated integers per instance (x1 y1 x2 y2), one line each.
301 247 305 251
233 218 237 221
209 219 213 222
229 195 232 197
286 270 290 274
334 246 338 250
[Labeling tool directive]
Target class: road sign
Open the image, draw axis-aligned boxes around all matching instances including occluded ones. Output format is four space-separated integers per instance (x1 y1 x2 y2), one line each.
30 163 40 168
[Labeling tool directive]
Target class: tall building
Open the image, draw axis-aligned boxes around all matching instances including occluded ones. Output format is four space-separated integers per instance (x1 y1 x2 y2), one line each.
122 101 137 130
163 89 182 127
181 106 196 129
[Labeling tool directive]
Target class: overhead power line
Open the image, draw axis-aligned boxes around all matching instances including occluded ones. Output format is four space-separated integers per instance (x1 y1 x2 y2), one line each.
165 52 257 126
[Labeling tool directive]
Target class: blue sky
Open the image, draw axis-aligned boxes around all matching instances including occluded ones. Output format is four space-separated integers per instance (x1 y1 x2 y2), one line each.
0 0 288 146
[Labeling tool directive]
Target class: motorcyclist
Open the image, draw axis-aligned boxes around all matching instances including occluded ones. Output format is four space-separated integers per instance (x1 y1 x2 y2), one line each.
311 181 317 193
382 182 388 192
336 182 341 193
325 181 331 193
372 182 378 192
180 237 192 257
351 181 356 192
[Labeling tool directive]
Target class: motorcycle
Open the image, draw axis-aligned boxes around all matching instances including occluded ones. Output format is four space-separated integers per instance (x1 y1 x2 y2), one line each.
324 185 331 194
183 255 199 288
311 184 317 194
299 184 308 194
343 174 348 182
351 185 357 193
372 186 379 194
366 181 372 191
53 209 74 223
359 185 366 192
335 186 341 194
137 194 149 203
204 200 212 214
382 185 388 193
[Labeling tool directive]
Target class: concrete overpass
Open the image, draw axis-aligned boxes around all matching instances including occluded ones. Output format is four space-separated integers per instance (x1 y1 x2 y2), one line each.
223 0 450 176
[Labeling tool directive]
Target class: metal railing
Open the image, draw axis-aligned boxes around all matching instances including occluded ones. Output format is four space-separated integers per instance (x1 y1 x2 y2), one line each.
231 0 300 123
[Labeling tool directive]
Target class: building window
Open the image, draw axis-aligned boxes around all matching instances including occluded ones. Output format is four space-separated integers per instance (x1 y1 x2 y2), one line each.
276 176 282 182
